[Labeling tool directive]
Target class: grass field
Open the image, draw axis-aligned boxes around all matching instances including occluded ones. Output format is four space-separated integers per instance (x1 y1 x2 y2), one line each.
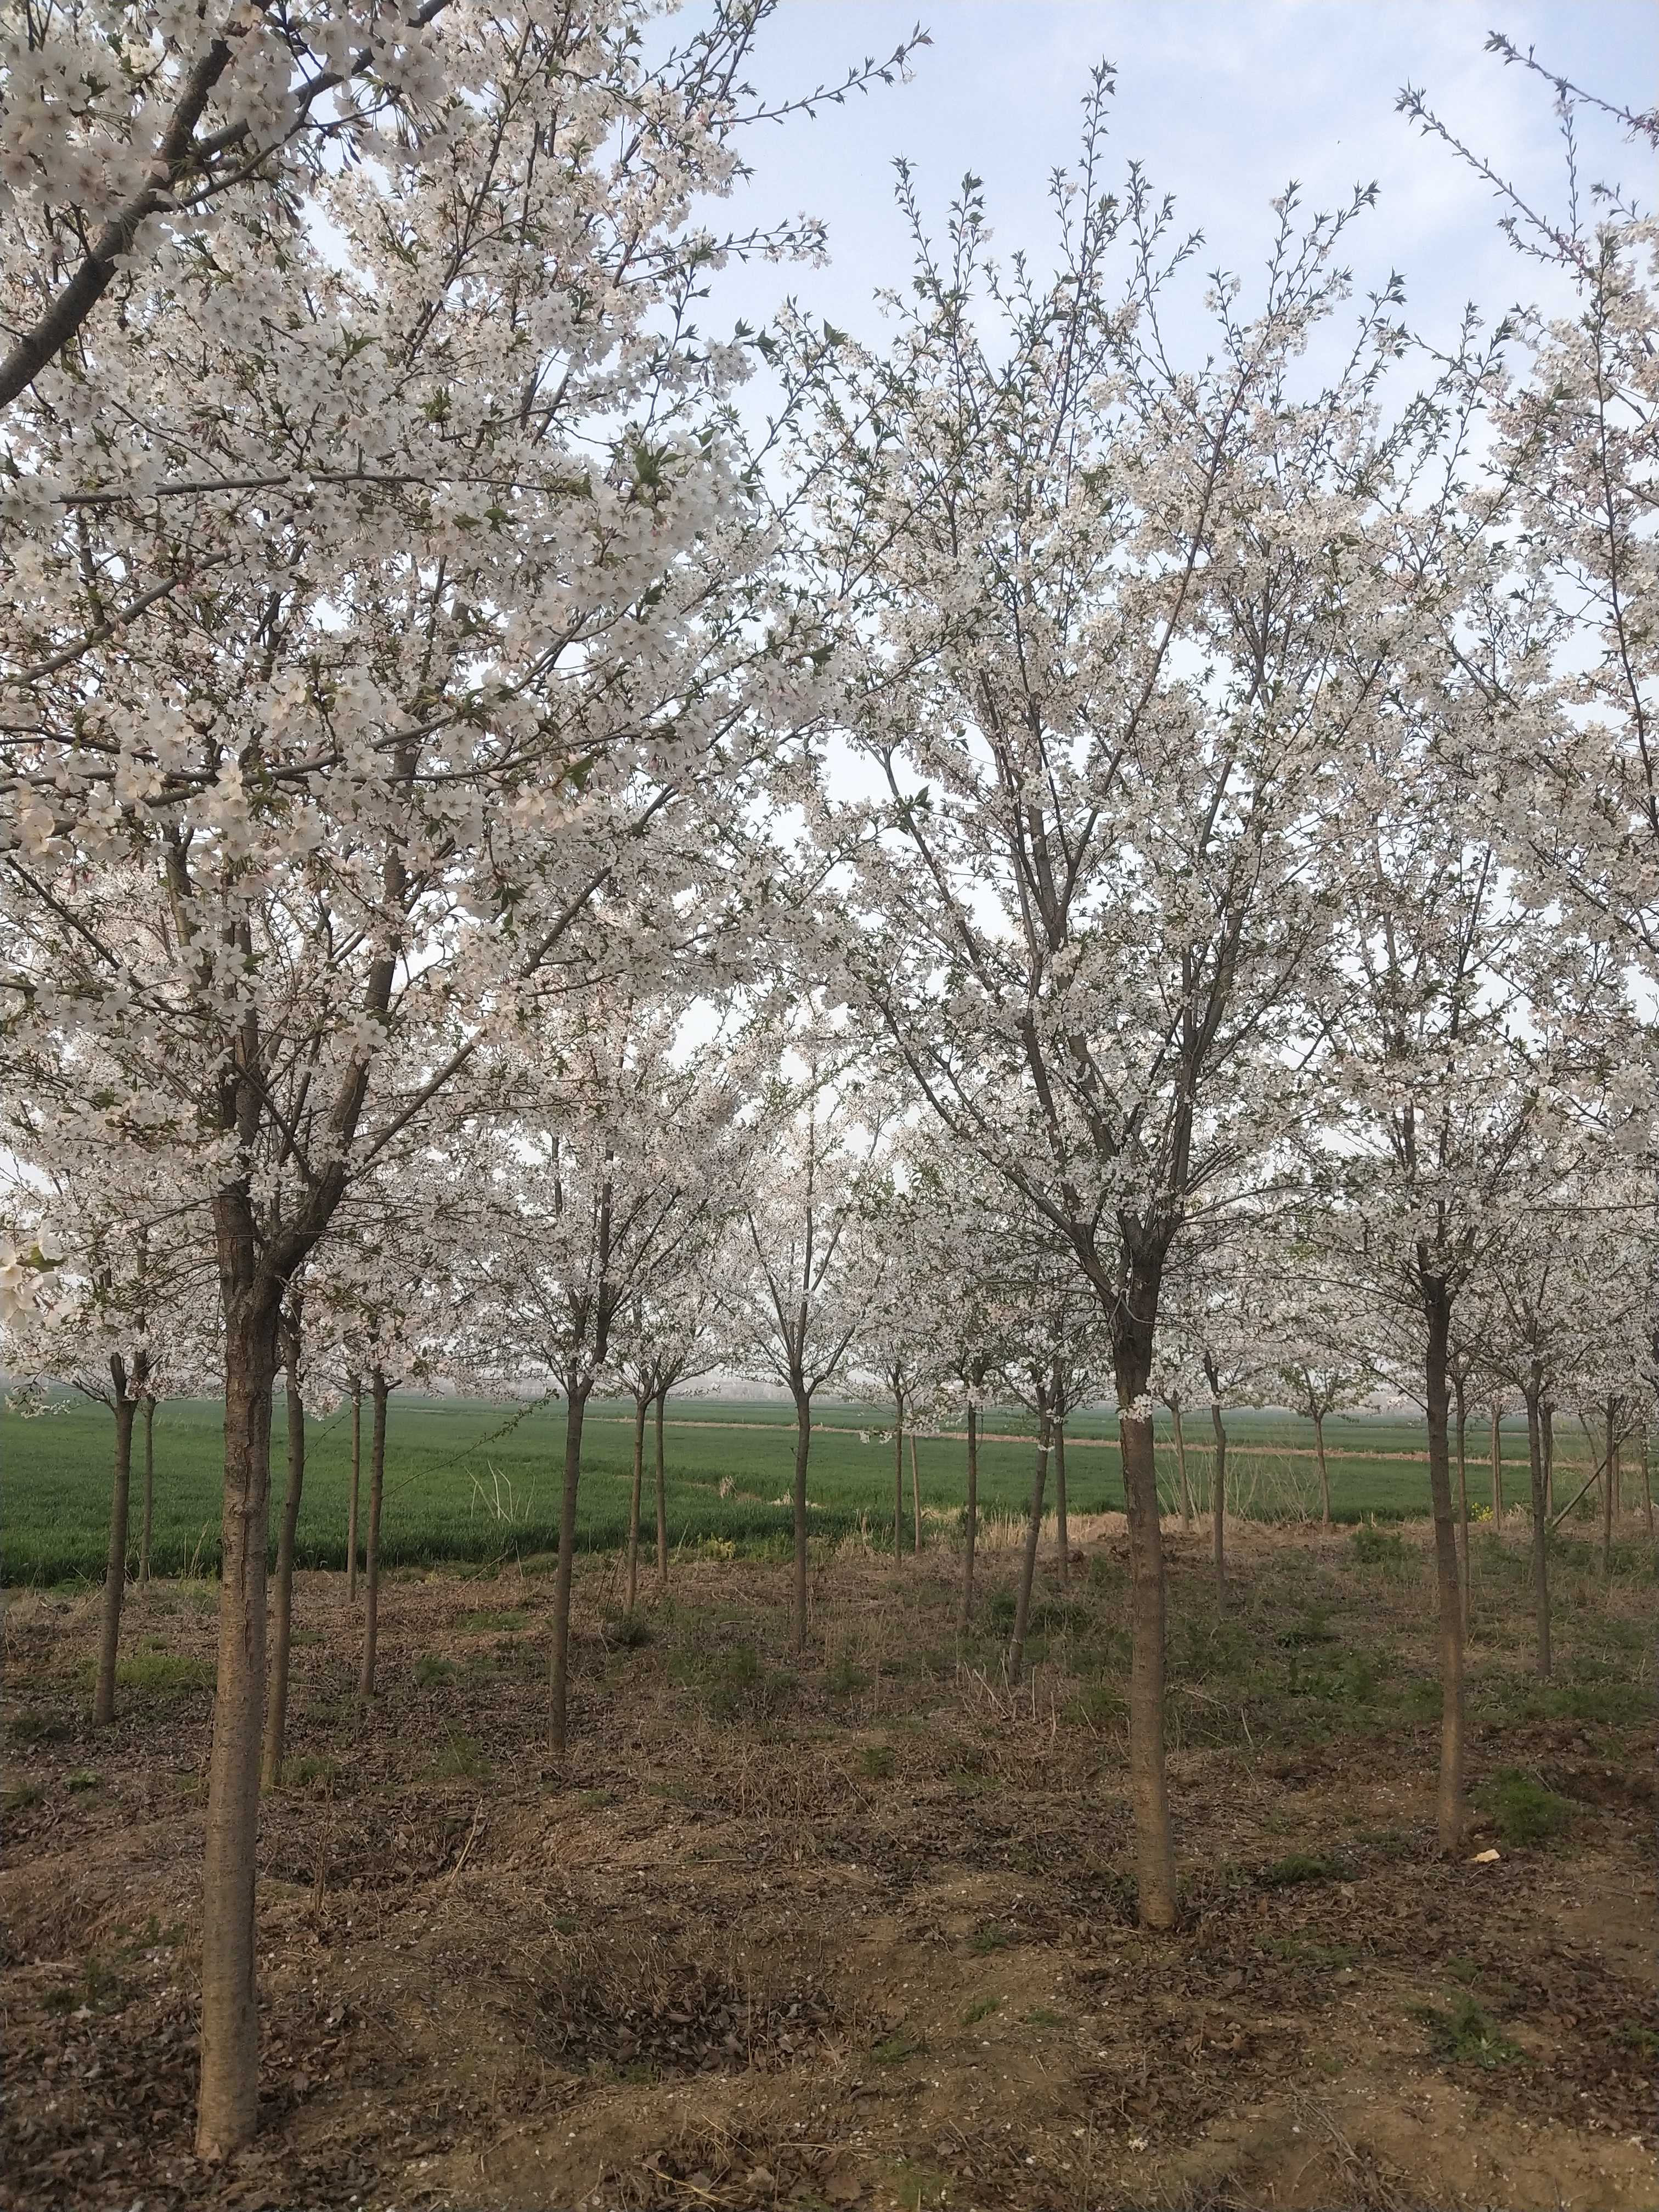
1 1389 1621 1586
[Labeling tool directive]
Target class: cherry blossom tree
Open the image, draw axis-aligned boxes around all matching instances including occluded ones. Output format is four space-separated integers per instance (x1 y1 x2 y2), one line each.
795 82 1460 1925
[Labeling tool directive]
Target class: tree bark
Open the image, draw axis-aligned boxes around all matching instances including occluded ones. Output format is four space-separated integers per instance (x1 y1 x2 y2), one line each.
1489 1403 1503 1528
1453 1376 1470 1632
791 1389 812 1655
1118 1282 1177 1932
1171 1401 1193 1526
1054 1420 1069 1588
1422 1277 1465 1854
549 1381 590 1754
627 1391 647 1616
195 1288 281 2162
93 1366 138 1726
892 1385 905 1560
1312 1408 1331 1529
1644 1415 1654 1545
1602 1402 1617 1576
140 1394 156 1588
1524 1384 1551 1680
910 1432 923 1558
346 1381 362 1603
261 1307 307 1792
357 1371 390 1704
1209 1396 1227 1597
1541 1401 1555 1516
1007 1395 1051 1686
654 1385 670 1590
961 1397 980 1629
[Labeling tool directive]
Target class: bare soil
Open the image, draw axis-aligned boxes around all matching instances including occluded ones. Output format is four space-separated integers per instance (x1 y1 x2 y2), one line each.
2 1517 1654 2211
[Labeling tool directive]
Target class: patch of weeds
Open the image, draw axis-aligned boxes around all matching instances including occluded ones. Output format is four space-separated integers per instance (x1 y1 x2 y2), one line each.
43 1956 127 2017
962 1996 1000 2025
1172 1612 1257 1685
871 2028 925 2065
1613 2019 1659 2060
1279 1604 1338 1648
103 1650 215 1696
967 1922 1013 1955
889 2162 952 2211
985 1589 1018 1632
289 1627 326 1647
1351 1525 1410 1571
1415 1994 1522 2069
7 1712 68 1747
3 1782 42 1813
607 1611 652 1649
422 1730 490 1782
577 1789 612 1810
1356 1824 1416 1861
413 1652 462 1689
1263 1935 1362 1970
459 1607 529 1633
1258 1852 1345 1889
1475 1768 1574 1849
1061 1683 1126 1730
281 1753 341 1796
66 1770 99 1793
825 1651 870 1697
859 1745 895 1780
1028 1598 1089 1635
1022 2006 1063 2027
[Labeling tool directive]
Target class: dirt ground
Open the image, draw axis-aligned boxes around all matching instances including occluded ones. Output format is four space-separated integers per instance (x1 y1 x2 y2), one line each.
2 1516 1655 2212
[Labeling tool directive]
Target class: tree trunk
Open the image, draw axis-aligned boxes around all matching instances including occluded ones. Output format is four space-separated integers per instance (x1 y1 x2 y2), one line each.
1453 1379 1470 1633
1602 1402 1617 1575
549 1381 590 1754
93 1374 138 1726
1541 1401 1555 1516
1007 1396 1051 1686
1171 1403 1193 1527
1644 1416 1654 1545
1489 1403 1503 1528
627 1391 647 1617
140 1394 156 1588
654 1385 670 1590
1422 1278 1465 1855
1524 1385 1550 1680
1118 1286 1177 1932
196 1288 281 2162
1209 1397 1227 1598
346 1382 362 1603
791 1389 812 1655
1054 1421 1069 1588
357 1371 390 1704
910 1431 923 1558
892 1386 905 1559
1312 1409 1331 1529
961 1398 980 1629
261 1321 307 1792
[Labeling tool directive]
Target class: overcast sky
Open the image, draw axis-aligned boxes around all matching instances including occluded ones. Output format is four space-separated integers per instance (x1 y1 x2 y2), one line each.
684 2 1655 363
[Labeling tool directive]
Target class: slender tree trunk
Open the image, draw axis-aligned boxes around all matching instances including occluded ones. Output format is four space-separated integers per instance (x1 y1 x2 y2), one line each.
549 1380 590 1755
961 1398 980 1629
910 1432 923 1558
1643 1416 1654 1544
627 1391 647 1616
1172 1402 1193 1527
1489 1403 1503 1528
654 1385 670 1590
1453 1379 1470 1633
1054 1420 1069 1588
1007 1397 1051 1686
1542 1402 1555 1517
93 1374 138 1726
140 1394 156 1589
261 1317 307 1791
892 1386 905 1559
1312 1409 1331 1530
791 1389 812 1655
1602 1402 1617 1576
1422 1279 1465 1855
196 1286 281 2162
1524 1385 1551 1680
346 1382 362 1603
357 1371 390 1704
1118 1282 1177 1932
1209 1397 1227 1598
